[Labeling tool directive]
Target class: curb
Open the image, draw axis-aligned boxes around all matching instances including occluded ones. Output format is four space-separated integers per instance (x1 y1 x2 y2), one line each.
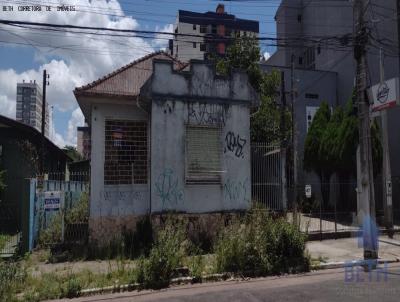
77 273 229 298
74 260 400 298
312 258 400 270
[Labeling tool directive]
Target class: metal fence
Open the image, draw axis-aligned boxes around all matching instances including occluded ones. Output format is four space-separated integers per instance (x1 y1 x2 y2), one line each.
251 143 286 211
33 174 89 247
0 233 21 258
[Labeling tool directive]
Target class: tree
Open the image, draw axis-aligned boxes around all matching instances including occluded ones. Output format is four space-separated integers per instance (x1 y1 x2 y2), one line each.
63 146 82 162
216 37 291 143
304 98 382 211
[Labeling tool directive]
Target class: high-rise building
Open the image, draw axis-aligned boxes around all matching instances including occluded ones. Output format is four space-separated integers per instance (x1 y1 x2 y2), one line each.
16 80 49 137
168 4 259 62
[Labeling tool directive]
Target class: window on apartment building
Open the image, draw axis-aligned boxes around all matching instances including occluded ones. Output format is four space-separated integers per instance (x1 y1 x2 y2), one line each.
305 93 319 100
298 57 303 65
193 24 197 30
193 42 197 48
211 24 217 34
200 43 206 52
186 126 222 184
297 15 302 23
104 120 148 185
304 46 316 69
200 25 207 33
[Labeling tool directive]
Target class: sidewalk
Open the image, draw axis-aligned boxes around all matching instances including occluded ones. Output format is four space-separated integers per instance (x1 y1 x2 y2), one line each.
306 234 400 263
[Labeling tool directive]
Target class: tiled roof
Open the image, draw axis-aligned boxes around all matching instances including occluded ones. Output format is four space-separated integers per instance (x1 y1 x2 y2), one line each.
74 51 186 98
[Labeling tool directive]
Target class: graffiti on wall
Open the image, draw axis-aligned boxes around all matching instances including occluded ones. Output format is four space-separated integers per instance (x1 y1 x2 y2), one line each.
188 103 230 126
102 190 145 203
155 168 183 209
224 178 250 204
224 131 247 158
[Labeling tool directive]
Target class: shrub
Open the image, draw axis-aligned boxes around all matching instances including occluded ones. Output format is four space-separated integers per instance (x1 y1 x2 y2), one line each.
0 261 23 301
65 192 89 224
64 275 82 298
134 217 186 289
214 205 309 276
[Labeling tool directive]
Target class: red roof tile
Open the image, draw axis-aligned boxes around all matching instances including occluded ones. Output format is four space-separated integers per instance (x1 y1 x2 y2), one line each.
74 51 186 98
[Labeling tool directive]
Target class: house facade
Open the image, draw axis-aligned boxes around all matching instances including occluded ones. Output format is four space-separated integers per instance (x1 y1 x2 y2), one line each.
74 52 259 242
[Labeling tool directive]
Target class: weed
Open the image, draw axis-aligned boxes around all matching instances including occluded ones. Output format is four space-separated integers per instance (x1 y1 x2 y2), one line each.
135 216 186 289
214 204 310 276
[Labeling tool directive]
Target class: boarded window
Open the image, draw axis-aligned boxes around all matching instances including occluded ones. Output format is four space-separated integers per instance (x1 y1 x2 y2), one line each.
104 120 147 185
186 126 222 184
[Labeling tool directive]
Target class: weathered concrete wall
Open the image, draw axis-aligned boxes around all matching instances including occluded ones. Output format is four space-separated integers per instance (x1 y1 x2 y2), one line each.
89 101 150 239
148 60 258 214
151 100 251 213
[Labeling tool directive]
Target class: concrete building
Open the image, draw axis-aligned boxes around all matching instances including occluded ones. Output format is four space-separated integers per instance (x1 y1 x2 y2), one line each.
74 51 259 243
77 126 91 160
16 81 49 137
169 4 259 62
266 0 400 212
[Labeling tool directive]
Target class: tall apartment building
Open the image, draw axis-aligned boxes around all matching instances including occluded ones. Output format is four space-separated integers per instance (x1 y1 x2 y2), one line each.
16 81 49 137
266 0 400 209
169 4 259 62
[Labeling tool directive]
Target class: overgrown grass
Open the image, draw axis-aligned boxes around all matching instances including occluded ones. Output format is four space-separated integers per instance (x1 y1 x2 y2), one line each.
214 206 310 276
5 206 312 301
133 216 187 289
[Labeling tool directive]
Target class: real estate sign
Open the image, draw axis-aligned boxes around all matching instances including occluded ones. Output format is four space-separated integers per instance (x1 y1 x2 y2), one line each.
370 78 399 112
44 191 62 211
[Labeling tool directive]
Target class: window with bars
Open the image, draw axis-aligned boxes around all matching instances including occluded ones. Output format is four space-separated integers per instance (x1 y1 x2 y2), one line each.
104 120 147 185
186 126 222 184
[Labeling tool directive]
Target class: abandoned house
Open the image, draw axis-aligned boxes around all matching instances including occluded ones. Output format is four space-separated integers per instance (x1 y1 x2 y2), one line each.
74 51 259 242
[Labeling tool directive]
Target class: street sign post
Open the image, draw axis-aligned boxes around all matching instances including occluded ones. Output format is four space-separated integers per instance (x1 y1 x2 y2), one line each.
305 185 312 199
369 78 399 112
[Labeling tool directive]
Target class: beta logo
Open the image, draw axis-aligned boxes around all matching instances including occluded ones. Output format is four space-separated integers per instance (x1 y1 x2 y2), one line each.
377 82 390 104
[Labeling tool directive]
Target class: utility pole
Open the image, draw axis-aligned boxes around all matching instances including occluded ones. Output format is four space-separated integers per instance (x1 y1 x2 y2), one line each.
379 48 394 238
280 71 288 210
291 54 298 219
354 0 377 260
40 69 49 175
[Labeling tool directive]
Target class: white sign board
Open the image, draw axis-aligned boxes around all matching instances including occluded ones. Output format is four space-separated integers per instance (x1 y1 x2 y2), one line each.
370 78 399 112
44 191 62 211
306 106 319 132
305 185 312 199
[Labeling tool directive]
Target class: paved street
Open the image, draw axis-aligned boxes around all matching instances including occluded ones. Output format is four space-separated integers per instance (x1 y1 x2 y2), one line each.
54 263 400 302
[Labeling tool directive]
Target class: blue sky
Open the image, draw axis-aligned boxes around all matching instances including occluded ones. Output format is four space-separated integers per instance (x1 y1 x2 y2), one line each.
0 0 279 147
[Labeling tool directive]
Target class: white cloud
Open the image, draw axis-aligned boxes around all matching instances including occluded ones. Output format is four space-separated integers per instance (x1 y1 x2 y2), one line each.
66 107 84 147
263 51 271 61
0 0 162 147
153 23 174 49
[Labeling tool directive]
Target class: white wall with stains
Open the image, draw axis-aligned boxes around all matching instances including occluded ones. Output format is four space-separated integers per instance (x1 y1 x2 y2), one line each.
148 60 258 213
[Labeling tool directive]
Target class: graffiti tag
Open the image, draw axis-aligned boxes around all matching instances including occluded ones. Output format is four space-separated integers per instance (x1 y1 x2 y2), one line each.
155 168 183 209
224 178 250 204
102 190 144 203
188 103 229 126
224 131 247 158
